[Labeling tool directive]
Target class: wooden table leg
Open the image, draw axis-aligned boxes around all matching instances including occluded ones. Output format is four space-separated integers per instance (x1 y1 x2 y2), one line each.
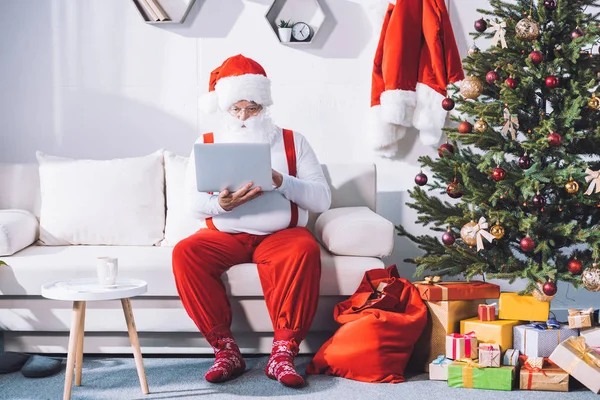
121 298 149 394
75 301 86 386
64 301 84 400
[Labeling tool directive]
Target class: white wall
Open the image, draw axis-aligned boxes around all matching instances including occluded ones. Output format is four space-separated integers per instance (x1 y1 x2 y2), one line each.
0 0 595 312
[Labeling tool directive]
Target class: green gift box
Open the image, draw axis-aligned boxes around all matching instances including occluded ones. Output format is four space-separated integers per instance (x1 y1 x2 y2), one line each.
447 361 515 391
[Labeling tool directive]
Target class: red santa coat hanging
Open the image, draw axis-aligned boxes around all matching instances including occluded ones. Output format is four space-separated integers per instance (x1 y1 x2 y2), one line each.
370 0 464 156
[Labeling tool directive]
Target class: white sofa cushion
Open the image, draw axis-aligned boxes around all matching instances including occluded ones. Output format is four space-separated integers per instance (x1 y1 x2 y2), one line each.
0 210 38 256
162 151 201 246
0 245 384 297
36 151 166 246
315 206 394 257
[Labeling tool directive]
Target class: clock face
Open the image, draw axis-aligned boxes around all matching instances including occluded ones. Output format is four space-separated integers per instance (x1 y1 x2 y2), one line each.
291 22 311 41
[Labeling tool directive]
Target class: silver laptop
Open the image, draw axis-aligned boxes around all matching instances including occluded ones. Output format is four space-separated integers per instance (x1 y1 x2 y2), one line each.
194 142 274 193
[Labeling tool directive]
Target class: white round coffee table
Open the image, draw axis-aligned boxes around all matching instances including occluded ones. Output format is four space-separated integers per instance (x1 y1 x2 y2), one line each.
41 278 149 400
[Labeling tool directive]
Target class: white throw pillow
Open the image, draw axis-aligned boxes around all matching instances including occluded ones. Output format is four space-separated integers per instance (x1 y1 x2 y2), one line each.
36 151 165 246
161 151 202 246
0 209 38 256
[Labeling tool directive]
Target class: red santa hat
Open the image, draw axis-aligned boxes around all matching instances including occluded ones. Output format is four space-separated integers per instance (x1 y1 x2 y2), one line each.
199 54 273 113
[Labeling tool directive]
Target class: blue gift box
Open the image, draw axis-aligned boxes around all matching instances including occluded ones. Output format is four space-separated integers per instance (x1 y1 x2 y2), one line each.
513 323 578 358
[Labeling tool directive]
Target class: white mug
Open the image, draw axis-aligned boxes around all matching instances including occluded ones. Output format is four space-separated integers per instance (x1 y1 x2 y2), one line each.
97 257 118 286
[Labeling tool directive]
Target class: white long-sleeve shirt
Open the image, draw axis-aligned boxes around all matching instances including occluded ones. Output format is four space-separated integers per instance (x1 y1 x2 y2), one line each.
184 128 331 234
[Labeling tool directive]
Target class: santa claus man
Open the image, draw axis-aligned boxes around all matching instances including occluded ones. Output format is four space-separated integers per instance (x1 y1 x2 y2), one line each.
172 54 331 388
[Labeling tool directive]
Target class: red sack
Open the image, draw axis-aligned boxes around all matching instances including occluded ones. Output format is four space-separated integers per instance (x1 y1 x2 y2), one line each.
306 265 428 383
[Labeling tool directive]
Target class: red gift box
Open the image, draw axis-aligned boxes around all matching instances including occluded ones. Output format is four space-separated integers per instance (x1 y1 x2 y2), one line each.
414 277 500 301
478 303 497 321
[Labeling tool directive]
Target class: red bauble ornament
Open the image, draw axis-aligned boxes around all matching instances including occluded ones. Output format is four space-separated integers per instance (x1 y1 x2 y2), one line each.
415 172 428 186
568 258 583 275
486 70 500 83
542 281 558 296
545 75 560 88
571 27 584 39
532 193 546 208
505 77 518 88
518 154 533 169
446 180 464 199
458 121 473 134
438 143 455 158
543 0 557 10
492 167 506 181
520 236 536 252
474 18 487 32
442 97 455 111
529 50 543 65
442 231 456 246
548 132 562 146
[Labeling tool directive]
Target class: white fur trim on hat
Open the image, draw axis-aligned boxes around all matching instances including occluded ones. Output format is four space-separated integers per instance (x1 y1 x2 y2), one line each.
380 89 416 127
215 73 272 111
412 82 448 146
198 91 218 114
369 105 407 158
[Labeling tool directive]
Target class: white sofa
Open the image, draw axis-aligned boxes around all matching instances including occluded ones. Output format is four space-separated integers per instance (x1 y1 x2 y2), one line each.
0 151 394 354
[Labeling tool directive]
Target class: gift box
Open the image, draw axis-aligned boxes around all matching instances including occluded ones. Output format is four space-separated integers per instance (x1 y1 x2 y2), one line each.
446 332 478 360
503 349 520 366
478 303 496 321
447 361 515 390
414 278 500 301
498 293 550 322
460 317 522 353
581 327 600 347
429 355 452 381
568 308 596 329
518 355 569 391
478 343 501 367
514 324 579 358
409 299 480 372
549 336 600 393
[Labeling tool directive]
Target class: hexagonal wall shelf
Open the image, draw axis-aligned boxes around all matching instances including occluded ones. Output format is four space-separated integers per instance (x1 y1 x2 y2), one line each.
265 0 325 45
132 0 195 24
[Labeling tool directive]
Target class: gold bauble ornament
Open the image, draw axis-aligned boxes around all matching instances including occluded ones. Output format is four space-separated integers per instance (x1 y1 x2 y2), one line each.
460 76 484 100
473 119 489 133
460 220 478 246
564 177 580 194
515 16 540 41
532 282 556 302
490 221 505 240
588 94 600 110
582 263 600 292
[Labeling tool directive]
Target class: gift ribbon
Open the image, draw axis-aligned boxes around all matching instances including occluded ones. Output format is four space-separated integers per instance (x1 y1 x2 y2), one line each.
490 20 507 49
479 303 497 320
502 108 519 140
461 217 495 251
456 358 482 388
432 355 451 365
584 168 600 195
523 357 547 390
478 344 500 367
564 336 600 373
505 349 519 365
523 325 561 354
415 275 449 301
568 307 594 327
450 331 477 359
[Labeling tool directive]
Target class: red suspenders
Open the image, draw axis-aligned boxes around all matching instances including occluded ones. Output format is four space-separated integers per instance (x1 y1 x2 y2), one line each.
202 130 298 231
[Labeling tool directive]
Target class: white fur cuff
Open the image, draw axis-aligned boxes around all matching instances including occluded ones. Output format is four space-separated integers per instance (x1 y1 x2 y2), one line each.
369 105 407 157
413 83 448 146
379 89 416 127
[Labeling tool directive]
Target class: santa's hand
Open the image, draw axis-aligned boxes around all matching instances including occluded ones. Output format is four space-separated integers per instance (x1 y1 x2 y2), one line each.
272 169 283 188
218 182 263 211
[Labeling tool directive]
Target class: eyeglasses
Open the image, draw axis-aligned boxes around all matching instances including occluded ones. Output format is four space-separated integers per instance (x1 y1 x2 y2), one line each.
228 105 262 117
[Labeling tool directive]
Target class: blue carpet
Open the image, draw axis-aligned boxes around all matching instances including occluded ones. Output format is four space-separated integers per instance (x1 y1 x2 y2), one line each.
0 355 598 400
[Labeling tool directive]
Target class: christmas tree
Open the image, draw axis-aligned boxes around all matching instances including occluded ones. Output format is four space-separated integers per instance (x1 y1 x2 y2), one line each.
397 0 600 297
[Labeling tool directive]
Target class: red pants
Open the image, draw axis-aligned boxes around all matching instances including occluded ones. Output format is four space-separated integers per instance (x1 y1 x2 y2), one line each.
172 227 321 347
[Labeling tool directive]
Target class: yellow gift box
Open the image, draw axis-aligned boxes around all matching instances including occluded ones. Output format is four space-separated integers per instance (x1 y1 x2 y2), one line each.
460 317 522 353
498 292 550 322
410 300 480 372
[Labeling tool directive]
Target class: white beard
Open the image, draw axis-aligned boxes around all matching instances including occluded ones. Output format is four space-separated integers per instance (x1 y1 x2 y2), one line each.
217 111 280 145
